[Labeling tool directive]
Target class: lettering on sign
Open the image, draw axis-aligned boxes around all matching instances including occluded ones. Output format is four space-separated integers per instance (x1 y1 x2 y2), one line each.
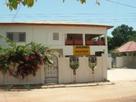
73 46 90 56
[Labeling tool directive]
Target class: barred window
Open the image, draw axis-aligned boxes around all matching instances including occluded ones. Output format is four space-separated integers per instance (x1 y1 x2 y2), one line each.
7 32 13 40
7 32 26 42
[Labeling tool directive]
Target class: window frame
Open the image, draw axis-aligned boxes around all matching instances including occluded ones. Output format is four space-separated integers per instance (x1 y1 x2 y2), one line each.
6 32 26 42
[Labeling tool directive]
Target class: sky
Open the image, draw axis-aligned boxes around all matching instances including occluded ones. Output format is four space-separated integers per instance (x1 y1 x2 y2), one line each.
0 0 136 36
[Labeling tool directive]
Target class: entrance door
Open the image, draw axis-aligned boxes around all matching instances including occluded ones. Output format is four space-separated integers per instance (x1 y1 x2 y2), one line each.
44 55 58 84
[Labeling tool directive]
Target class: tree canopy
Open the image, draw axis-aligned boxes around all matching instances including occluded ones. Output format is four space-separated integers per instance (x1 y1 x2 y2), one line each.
108 24 136 51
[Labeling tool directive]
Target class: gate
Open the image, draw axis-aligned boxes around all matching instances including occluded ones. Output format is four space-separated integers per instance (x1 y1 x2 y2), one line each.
44 55 58 84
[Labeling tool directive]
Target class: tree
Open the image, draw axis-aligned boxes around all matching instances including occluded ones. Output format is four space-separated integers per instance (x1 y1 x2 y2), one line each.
107 36 113 51
128 31 136 41
6 0 35 10
108 24 136 51
6 0 100 10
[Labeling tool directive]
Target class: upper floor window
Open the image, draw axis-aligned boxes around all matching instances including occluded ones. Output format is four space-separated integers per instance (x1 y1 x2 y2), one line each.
53 32 59 40
7 32 26 42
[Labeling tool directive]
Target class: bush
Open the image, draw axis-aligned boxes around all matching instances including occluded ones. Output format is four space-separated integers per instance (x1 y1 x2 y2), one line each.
0 35 52 79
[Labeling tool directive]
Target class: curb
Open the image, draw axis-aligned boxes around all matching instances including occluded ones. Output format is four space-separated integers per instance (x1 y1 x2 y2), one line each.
0 82 115 91
41 82 115 89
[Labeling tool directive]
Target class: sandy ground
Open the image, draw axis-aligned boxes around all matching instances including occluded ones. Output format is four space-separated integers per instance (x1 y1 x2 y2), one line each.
0 81 136 102
108 68 136 81
0 68 136 102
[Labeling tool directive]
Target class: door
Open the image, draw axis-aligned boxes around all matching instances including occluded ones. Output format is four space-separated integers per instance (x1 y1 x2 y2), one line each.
44 55 58 84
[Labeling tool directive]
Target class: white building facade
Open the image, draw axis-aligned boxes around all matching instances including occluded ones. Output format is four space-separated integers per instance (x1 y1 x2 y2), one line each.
0 21 112 84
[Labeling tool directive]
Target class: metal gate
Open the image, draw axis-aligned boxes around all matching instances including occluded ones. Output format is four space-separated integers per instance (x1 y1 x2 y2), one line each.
44 55 58 84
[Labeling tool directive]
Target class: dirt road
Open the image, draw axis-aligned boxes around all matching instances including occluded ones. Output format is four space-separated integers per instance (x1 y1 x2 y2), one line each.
0 81 136 102
96 95 136 102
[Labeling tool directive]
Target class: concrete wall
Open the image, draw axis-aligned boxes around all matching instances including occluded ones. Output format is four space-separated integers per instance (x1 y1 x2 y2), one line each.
108 57 112 69
108 56 136 68
115 56 136 68
0 55 107 85
115 57 125 68
0 65 44 85
58 55 107 84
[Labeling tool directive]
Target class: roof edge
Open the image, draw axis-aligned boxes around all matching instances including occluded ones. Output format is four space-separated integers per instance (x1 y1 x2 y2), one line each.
0 22 113 29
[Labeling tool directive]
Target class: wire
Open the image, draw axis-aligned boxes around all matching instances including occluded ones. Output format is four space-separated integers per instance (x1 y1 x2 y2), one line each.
105 0 136 9
1 14 136 21
11 5 21 22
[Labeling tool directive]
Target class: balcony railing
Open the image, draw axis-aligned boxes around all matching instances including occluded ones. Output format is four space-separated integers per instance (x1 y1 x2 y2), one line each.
65 39 83 45
85 39 105 45
65 38 105 46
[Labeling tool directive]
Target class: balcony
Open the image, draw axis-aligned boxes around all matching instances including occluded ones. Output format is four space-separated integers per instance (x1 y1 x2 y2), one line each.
65 39 83 45
85 38 105 46
86 40 96 45
65 34 105 46
85 34 105 46
65 40 73 45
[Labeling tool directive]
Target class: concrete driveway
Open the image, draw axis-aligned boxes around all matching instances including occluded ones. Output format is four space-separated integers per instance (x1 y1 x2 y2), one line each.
108 68 136 81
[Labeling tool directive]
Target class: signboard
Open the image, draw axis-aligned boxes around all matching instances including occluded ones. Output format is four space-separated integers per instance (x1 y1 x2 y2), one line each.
73 46 90 56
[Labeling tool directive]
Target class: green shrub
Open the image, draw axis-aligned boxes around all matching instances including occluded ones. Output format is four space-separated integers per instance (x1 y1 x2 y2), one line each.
0 35 52 79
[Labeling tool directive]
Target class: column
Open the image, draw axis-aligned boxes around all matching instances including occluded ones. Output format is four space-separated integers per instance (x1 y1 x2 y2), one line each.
83 34 85 45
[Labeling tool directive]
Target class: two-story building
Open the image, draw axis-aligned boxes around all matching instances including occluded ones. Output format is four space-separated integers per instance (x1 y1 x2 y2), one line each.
0 21 113 84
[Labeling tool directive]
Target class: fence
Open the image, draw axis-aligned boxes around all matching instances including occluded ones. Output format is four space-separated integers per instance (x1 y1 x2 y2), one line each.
0 65 44 85
0 55 107 85
108 56 136 68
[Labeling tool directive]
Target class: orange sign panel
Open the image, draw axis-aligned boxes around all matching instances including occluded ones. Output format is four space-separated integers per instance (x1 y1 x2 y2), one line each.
73 46 90 56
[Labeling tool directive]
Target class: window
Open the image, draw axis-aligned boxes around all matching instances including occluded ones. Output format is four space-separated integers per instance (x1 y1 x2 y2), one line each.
95 51 104 56
7 32 26 42
7 33 13 40
19 33 26 42
53 32 59 40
